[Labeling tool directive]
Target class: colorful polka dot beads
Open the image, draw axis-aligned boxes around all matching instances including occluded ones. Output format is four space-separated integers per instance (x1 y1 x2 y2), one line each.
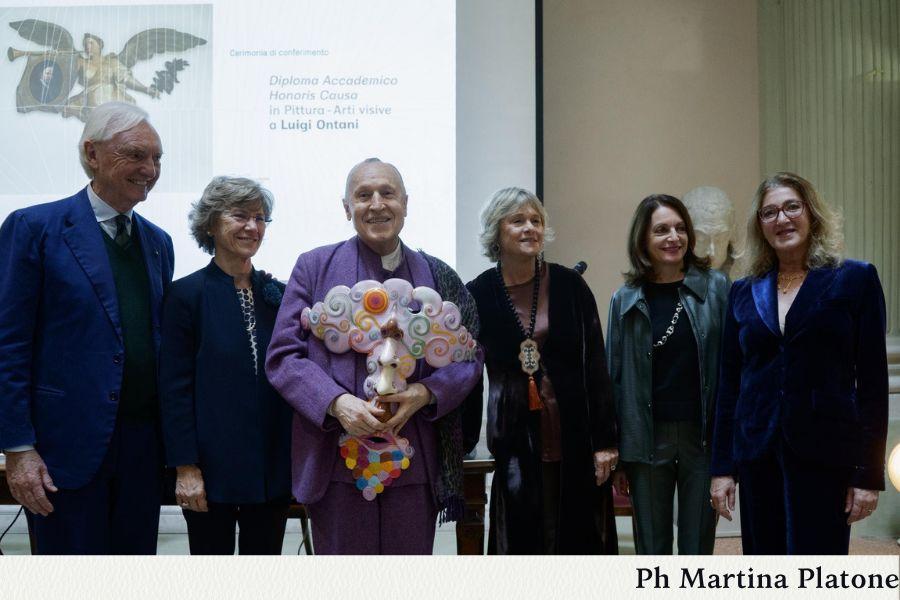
339 433 414 501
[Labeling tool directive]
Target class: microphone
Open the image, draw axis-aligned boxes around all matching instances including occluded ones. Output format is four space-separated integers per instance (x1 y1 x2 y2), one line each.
573 261 588 275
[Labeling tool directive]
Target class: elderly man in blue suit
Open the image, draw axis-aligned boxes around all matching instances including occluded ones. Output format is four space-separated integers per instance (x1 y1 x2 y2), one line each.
0 101 174 554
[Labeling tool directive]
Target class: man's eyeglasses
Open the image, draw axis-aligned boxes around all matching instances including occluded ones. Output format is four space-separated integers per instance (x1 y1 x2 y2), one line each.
226 211 272 226
758 200 804 223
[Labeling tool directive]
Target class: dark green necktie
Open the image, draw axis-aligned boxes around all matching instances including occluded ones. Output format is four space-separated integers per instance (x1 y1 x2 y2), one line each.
114 214 130 247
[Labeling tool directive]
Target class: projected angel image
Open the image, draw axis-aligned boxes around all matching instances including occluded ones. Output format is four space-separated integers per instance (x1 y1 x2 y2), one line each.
302 278 477 500
7 18 206 120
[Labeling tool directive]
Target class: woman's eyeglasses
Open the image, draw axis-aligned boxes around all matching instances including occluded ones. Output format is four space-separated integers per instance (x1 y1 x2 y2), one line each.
758 200 804 223
226 211 272 226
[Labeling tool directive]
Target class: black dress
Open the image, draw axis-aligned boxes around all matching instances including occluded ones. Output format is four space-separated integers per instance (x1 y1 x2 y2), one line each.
466 263 618 554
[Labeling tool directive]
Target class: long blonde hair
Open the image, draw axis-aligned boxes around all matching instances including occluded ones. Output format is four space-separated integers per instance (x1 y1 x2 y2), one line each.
742 172 843 277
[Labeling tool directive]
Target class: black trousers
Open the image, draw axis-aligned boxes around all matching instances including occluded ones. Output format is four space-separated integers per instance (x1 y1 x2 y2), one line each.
623 420 716 555
27 420 161 554
182 499 290 555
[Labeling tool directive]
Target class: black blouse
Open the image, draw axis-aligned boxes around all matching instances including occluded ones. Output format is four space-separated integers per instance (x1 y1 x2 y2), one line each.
644 280 701 422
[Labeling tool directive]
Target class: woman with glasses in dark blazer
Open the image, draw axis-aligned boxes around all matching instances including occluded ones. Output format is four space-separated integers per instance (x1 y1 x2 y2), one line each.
607 194 729 555
159 176 292 554
710 172 888 554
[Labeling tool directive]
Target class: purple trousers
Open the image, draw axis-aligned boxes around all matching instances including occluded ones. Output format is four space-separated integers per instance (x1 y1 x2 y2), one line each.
307 482 437 554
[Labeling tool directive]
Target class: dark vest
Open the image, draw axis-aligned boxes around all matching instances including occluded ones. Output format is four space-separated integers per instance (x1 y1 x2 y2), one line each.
101 223 158 421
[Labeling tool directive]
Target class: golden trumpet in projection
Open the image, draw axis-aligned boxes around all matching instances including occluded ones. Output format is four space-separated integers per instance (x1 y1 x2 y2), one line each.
7 19 206 120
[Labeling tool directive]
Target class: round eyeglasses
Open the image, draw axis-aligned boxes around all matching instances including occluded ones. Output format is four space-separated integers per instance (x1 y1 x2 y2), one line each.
758 199 804 223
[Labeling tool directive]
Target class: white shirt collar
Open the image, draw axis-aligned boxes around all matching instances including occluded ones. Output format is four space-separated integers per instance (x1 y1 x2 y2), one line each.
381 241 404 272
86 183 134 223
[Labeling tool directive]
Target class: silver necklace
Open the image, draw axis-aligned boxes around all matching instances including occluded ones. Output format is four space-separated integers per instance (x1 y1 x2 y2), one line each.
652 301 683 348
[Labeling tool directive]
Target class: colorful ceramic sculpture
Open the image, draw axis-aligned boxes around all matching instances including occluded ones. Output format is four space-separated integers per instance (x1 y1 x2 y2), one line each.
301 278 478 500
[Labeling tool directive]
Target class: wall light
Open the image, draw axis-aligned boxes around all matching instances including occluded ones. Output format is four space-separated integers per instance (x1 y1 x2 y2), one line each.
888 443 900 547
889 443 900 493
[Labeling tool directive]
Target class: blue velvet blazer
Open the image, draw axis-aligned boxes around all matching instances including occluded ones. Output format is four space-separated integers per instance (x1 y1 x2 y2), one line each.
710 259 888 490
159 260 292 504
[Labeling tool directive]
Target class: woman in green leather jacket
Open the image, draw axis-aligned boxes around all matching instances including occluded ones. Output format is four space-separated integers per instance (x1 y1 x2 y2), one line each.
607 194 730 555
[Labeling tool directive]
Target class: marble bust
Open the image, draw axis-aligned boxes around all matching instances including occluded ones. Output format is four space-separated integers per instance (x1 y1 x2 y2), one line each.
683 185 736 274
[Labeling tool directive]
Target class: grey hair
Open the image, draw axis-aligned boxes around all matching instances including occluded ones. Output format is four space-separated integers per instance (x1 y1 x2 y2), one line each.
478 187 555 262
343 157 407 201
78 101 150 177
189 176 275 255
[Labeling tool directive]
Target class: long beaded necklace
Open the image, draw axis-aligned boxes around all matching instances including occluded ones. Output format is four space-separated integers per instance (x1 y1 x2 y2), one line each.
496 257 544 411
652 300 683 348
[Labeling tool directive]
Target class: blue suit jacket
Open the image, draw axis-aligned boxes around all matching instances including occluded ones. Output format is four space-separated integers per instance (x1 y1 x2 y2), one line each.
159 261 292 504
0 188 174 489
710 259 888 490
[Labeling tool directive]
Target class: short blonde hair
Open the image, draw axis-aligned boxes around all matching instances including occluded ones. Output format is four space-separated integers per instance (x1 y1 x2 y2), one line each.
478 187 555 262
742 172 843 277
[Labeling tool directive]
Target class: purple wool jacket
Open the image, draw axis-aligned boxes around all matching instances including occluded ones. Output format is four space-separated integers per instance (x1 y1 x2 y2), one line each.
265 237 483 505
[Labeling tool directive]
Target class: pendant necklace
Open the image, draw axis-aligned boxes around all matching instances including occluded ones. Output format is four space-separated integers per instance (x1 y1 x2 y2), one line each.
777 271 805 295
497 258 544 411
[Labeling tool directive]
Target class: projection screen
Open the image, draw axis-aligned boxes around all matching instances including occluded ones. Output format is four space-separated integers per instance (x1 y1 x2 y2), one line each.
0 0 536 280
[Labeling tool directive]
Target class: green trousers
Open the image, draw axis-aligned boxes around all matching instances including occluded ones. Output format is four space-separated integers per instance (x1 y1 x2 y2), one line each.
623 420 717 555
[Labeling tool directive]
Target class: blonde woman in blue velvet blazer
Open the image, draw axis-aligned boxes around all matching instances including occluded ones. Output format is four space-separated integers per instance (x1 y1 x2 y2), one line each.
710 172 888 555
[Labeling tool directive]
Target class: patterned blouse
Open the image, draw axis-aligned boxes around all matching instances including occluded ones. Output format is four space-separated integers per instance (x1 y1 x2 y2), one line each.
236 288 258 374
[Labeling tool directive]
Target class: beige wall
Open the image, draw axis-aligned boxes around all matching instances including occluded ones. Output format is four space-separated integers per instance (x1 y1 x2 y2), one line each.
542 0 760 306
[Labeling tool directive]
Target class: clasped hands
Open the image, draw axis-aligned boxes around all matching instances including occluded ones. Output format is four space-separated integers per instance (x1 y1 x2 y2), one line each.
329 383 432 438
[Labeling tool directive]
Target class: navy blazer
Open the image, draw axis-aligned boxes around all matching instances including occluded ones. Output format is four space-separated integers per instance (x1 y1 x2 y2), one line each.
711 259 888 490
159 261 292 504
0 188 174 488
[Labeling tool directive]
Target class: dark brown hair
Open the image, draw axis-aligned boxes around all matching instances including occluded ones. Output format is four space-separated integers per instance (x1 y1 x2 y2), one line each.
624 194 709 285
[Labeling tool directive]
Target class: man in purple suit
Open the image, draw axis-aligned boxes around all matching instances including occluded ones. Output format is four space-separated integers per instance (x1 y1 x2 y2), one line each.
266 158 483 554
